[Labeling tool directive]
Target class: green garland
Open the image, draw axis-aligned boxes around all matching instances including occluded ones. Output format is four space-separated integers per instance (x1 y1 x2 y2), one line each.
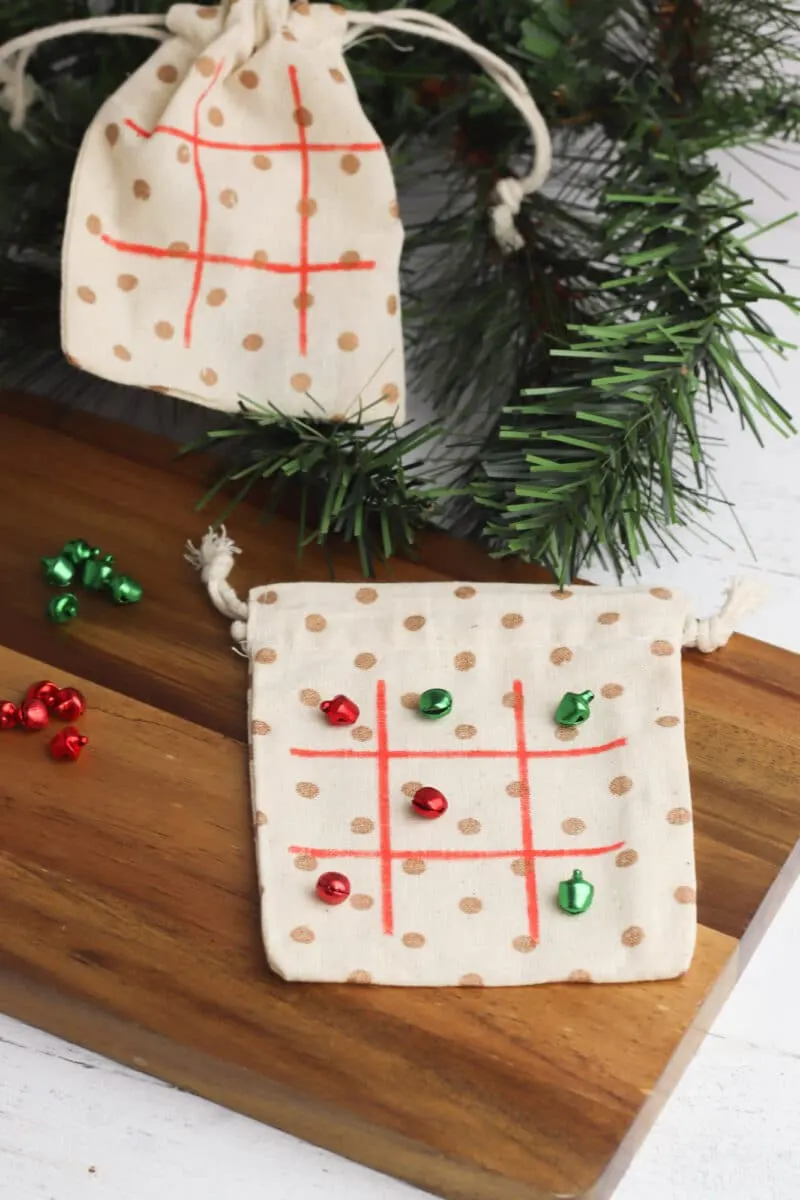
1 0 798 578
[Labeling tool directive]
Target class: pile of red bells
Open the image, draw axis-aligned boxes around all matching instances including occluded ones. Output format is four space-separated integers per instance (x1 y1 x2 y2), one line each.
0 680 89 761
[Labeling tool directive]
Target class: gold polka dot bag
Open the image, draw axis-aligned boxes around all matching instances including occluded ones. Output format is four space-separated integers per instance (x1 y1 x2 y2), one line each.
189 529 766 987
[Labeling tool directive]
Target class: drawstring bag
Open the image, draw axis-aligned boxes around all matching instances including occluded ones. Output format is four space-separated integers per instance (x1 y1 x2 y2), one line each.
0 2 551 422
188 529 766 987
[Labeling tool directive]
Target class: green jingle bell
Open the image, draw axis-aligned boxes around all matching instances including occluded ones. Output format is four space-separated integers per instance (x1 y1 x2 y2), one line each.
555 689 594 727
47 593 79 624
82 555 115 591
42 554 76 587
558 868 595 916
108 574 143 605
62 538 95 565
419 688 453 720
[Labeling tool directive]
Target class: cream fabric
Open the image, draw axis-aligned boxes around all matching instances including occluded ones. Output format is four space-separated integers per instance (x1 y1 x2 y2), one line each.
61 1 405 422
246 581 698 987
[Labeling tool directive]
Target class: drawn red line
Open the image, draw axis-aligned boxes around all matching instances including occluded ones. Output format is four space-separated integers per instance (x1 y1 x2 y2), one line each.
512 680 539 944
375 680 394 936
183 61 223 348
290 737 628 761
125 117 382 154
100 233 376 275
289 65 310 357
289 842 626 862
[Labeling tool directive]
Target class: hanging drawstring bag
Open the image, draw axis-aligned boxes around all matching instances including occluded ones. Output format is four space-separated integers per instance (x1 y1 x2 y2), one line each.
0 2 551 421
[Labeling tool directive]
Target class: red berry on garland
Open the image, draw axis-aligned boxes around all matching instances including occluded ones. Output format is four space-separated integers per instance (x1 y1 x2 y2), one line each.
25 680 61 710
19 698 50 731
53 686 87 722
320 695 360 726
411 786 448 819
316 871 351 905
0 701 20 730
49 726 89 762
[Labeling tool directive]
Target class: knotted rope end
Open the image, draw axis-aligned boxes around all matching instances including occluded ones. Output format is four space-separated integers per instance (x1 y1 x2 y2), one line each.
683 576 770 653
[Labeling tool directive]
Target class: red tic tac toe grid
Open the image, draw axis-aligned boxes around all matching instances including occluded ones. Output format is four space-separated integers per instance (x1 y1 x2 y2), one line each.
289 680 627 944
99 62 383 354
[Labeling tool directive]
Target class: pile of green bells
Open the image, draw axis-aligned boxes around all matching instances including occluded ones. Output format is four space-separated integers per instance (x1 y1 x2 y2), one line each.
42 538 143 623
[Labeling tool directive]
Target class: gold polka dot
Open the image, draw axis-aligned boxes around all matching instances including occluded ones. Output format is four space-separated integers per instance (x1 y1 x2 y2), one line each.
208 106 224 127
601 683 624 699
352 726 373 743
455 651 476 671
455 724 477 740
259 590 278 605
401 781 422 798
113 344 131 362
402 932 425 949
155 321 174 340
169 240 190 253
667 807 692 826
305 613 326 632
243 333 264 352
133 179 151 200
297 198 318 217
552 589 574 601
511 858 534 877
252 154 272 171
513 936 536 954
330 68 346 83
389 199 400 219
220 188 238 209
296 782 319 799
338 332 359 352
555 726 579 742
458 818 481 835
598 612 620 625
117 273 138 292
294 854 318 871
355 652 377 670
255 648 277 664
196 56 216 77
568 969 592 984
401 693 419 710
86 215 102 235
105 123 120 146
350 894 374 911
381 383 400 405
77 286 96 305
253 250 269 264
282 29 297 42
550 647 573 666
657 715 681 727
341 153 361 175
200 369 219 389
506 781 523 798
356 587 377 604
350 816 376 837
455 585 476 599
610 776 633 796
616 849 639 868
294 106 314 127
196 5 218 18
674 886 696 904
207 287 227 307
340 250 361 264
291 373 312 392
157 63 180 84
293 1 310 12
459 973 484 987
177 144 191 164
348 969 372 984
562 818 586 835
299 689 321 707
387 294 399 316
251 720 271 735
294 291 314 310
254 811 267 827
291 926 315 944
239 69 259 89
502 613 523 629
651 640 675 657
500 692 519 711
651 587 673 600
622 926 645 947
403 858 426 875
404 615 425 631
459 897 482 915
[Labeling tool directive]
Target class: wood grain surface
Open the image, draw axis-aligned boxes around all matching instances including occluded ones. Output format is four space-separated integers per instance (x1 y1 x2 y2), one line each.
0 391 798 1200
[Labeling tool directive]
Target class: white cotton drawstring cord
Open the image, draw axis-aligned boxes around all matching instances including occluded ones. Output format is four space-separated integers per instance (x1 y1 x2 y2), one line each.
0 13 169 131
682 577 769 653
185 527 249 645
343 7 553 253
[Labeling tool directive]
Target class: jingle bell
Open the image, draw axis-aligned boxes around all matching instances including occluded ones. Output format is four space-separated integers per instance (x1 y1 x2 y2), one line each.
19 698 50 731
320 695 360 726
316 871 351 905
0 701 20 730
47 593 79 624
411 786 448 819
53 687 87 723
558 868 595 916
82 555 115 591
62 539 95 565
49 726 89 762
42 554 76 587
418 688 453 720
25 681 61 710
108 574 143 605
555 690 595 727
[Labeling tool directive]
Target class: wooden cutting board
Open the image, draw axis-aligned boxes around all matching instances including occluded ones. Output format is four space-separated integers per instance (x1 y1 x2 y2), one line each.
1 391 798 1200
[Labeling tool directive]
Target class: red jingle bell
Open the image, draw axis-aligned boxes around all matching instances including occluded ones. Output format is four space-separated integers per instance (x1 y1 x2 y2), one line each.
316 871 351 906
25 680 61 710
320 695 360 726
412 786 448 820
49 726 89 762
19 697 50 731
0 701 20 730
53 686 87 722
